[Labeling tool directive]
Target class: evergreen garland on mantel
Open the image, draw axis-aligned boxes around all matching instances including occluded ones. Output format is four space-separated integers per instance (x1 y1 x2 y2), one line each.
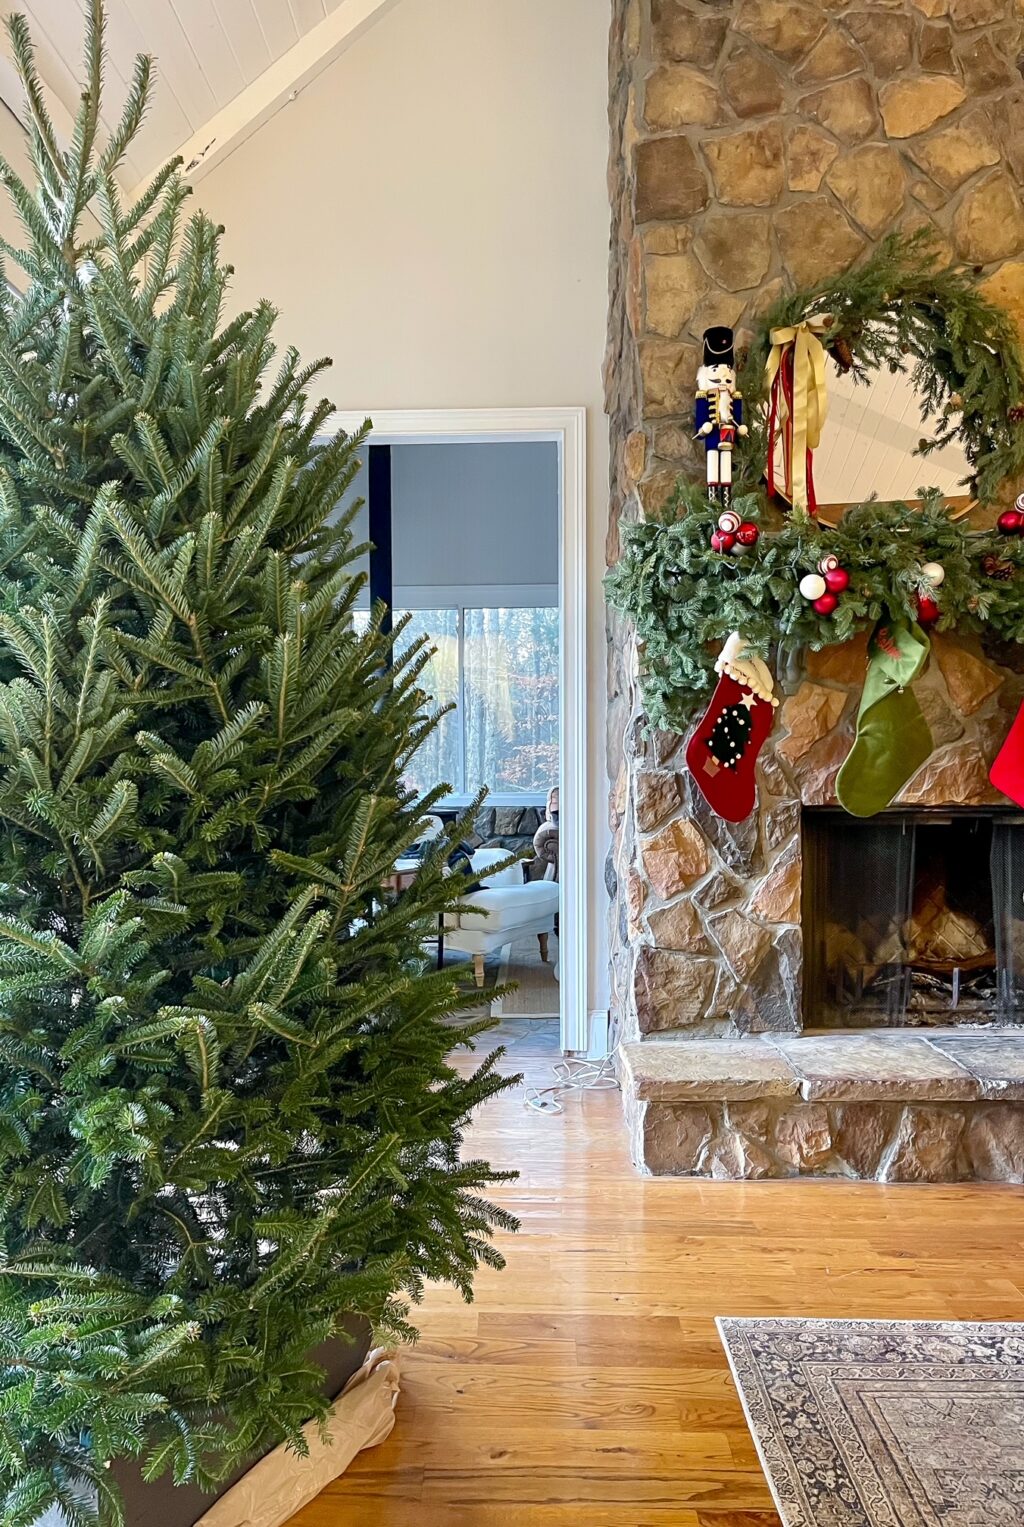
608 485 1024 734
607 235 1024 734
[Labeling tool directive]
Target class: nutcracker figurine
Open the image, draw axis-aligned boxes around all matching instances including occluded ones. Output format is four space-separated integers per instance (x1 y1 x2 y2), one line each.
695 326 747 507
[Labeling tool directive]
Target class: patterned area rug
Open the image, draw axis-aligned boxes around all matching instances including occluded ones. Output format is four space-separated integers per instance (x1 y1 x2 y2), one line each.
717 1317 1024 1526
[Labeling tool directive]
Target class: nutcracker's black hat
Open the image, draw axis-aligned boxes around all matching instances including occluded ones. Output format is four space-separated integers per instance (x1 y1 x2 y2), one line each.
702 326 735 368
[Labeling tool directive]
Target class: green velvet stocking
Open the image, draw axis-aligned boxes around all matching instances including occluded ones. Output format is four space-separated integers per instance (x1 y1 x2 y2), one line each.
835 617 933 818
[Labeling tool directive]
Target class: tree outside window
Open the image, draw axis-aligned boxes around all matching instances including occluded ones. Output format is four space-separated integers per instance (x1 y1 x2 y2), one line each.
355 606 559 799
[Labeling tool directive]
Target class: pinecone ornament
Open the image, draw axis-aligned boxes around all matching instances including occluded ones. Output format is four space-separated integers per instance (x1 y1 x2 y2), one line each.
832 334 854 373
982 553 1015 581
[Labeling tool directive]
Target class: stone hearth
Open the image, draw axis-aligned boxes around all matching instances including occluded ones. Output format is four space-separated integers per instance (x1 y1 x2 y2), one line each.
620 1031 1024 1181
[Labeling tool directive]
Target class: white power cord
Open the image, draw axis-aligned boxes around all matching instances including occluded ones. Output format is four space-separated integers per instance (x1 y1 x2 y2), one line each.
523 1055 619 1114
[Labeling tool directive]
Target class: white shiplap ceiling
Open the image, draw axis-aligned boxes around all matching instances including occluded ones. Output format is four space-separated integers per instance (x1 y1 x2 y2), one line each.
0 0 397 188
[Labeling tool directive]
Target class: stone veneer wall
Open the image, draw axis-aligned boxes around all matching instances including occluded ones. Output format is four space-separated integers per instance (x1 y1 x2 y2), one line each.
606 0 1024 1049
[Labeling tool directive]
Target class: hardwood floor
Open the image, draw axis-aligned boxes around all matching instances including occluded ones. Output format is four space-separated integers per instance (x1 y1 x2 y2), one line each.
291 1020 1024 1526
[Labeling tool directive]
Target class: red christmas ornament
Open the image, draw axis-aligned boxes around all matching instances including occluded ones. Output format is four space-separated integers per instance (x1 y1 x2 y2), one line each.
711 530 736 553
824 566 850 593
736 521 760 547
916 594 941 627
813 592 839 616
998 509 1024 535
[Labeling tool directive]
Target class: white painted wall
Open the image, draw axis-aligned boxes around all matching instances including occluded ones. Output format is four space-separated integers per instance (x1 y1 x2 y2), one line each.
197 0 611 1015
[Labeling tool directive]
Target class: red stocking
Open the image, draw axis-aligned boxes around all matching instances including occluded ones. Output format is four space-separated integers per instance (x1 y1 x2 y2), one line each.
685 638 778 822
990 698 1024 808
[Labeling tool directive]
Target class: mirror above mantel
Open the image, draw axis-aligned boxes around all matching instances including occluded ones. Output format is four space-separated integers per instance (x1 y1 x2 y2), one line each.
770 356 975 527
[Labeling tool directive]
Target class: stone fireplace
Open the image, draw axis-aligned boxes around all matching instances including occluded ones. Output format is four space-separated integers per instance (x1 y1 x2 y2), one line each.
625 629 1024 1046
803 806 1024 1027
606 0 1024 1180
617 628 1024 1181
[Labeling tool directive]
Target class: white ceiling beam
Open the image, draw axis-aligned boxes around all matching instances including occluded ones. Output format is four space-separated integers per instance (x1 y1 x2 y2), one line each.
132 0 402 196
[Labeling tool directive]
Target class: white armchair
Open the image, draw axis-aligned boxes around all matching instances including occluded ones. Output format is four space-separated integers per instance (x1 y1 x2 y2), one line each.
442 847 559 988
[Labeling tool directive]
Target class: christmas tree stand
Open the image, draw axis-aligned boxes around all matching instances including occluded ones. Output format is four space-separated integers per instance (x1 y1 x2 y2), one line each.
38 1326 401 1527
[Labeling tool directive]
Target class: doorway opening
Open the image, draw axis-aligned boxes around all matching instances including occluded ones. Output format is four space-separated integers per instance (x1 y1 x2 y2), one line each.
332 409 587 1054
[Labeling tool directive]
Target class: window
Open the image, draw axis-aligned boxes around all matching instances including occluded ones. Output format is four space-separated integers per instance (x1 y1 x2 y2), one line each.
353 606 559 802
397 609 461 800
464 607 559 796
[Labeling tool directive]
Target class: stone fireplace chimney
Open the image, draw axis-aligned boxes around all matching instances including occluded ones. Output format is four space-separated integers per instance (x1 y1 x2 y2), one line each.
606 0 1024 1181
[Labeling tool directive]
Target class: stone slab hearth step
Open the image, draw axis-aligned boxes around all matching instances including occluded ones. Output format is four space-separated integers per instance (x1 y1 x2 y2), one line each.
618 1031 1024 1182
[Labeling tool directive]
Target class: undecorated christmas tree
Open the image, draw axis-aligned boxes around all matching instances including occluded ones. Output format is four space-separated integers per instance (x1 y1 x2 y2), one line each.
0 6 514 1522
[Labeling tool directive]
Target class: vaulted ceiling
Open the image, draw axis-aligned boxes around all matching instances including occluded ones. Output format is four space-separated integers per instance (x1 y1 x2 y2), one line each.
0 0 398 190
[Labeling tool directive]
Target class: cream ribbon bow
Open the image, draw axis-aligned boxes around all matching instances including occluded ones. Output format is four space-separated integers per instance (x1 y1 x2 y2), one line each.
765 315 832 514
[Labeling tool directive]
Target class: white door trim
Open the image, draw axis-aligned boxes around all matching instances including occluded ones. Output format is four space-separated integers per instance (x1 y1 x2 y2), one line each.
330 406 588 1054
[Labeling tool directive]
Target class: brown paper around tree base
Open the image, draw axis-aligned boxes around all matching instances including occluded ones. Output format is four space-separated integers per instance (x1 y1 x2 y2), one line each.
194 1347 401 1527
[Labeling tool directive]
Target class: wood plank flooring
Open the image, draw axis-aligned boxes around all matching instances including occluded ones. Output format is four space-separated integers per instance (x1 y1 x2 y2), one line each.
290 1020 1024 1526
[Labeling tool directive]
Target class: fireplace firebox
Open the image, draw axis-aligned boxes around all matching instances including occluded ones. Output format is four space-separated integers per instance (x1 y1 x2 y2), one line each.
802 808 1024 1027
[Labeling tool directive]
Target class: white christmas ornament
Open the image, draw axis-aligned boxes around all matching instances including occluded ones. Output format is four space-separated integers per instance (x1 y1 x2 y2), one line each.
718 510 741 534
799 573 827 601
920 561 945 587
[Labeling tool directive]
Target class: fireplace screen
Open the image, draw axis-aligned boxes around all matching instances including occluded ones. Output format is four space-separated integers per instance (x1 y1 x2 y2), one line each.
802 808 1024 1026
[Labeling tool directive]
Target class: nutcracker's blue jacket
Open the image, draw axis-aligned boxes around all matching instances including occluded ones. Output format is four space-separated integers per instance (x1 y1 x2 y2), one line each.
695 388 743 450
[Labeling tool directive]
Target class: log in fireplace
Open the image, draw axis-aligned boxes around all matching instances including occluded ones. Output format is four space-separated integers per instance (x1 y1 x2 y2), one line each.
802 808 1024 1027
